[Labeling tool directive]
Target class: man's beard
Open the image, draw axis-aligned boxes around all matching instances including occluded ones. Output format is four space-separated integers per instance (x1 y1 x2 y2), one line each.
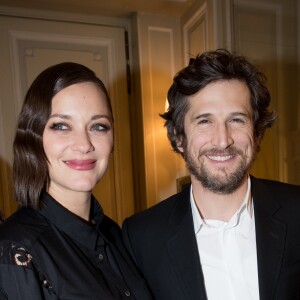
184 146 256 194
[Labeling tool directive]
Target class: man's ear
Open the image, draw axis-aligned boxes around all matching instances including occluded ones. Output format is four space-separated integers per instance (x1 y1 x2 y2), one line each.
255 134 262 152
175 133 184 154
177 144 184 154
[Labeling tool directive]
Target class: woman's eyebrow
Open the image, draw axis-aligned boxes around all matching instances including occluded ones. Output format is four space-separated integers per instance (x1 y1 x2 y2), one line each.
91 114 111 120
48 114 71 119
48 114 111 120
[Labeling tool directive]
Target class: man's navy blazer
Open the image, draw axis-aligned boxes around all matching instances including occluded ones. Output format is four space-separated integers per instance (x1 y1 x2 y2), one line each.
123 176 300 300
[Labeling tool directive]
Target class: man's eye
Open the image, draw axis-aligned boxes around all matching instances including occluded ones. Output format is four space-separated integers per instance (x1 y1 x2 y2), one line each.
50 123 69 131
231 118 246 124
198 119 212 127
198 119 210 124
229 118 248 128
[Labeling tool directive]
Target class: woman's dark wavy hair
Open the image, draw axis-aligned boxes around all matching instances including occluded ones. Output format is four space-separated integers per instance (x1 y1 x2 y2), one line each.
161 49 277 154
13 62 113 208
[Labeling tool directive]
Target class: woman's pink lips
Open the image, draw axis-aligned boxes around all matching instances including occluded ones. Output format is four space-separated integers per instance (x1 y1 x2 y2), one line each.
64 159 96 170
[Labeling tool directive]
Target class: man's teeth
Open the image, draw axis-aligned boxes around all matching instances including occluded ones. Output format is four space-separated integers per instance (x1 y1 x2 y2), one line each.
207 155 233 161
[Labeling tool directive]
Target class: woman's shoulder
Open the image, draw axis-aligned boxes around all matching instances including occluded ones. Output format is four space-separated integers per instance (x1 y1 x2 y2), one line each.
0 207 49 250
0 208 51 299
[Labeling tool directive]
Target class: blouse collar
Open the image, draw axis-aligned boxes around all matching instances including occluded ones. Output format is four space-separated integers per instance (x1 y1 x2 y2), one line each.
39 192 104 250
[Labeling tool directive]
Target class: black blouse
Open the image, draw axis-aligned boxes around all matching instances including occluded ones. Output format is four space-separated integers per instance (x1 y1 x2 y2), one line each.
0 193 152 299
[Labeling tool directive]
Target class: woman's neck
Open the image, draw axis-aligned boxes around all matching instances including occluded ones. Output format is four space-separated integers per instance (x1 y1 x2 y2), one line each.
47 187 91 221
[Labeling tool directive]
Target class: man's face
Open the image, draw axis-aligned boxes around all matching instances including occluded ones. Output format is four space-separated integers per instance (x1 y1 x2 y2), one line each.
178 79 257 194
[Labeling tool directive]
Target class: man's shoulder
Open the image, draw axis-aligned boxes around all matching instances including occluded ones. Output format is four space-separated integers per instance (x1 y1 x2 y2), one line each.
252 176 300 219
0 207 49 250
252 176 300 197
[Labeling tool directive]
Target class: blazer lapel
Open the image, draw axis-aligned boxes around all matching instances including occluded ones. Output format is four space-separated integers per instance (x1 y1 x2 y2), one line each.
252 177 287 300
166 187 207 300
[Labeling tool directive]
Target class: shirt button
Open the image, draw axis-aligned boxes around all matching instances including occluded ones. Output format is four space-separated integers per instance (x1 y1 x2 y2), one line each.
98 253 104 261
125 290 131 297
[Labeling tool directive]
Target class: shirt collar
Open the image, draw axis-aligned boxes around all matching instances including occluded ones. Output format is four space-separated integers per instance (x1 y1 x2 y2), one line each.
191 176 253 234
39 192 104 250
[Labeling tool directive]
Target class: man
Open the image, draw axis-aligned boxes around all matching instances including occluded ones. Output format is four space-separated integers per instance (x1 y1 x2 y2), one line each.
122 49 300 300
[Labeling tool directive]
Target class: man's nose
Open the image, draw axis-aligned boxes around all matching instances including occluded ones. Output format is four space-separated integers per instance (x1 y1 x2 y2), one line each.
211 123 234 149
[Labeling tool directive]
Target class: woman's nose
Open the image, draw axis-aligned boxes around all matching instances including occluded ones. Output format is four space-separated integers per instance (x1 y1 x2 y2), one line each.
71 131 94 154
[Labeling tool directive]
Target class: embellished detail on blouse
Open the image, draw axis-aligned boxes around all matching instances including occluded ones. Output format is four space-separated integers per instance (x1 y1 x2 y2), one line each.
0 287 8 300
0 241 33 269
0 194 152 299
13 247 32 266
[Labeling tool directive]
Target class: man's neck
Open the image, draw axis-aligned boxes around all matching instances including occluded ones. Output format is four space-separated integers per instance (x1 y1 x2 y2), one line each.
191 175 250 222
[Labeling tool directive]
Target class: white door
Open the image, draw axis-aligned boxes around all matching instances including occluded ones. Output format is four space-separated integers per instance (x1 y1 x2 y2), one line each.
0 15 134 224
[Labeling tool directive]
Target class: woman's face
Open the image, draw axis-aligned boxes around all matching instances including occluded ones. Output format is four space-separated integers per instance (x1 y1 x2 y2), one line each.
43 82 113 200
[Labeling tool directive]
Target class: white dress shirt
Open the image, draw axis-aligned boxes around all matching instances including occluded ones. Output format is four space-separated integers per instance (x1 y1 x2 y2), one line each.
190 177 260 300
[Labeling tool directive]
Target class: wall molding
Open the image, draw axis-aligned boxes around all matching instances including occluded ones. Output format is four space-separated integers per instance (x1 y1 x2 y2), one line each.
183 2 207 65
135 13 182 207
0 5 130 29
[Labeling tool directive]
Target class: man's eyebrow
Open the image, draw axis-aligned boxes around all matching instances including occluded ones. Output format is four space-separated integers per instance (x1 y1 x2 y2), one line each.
230 112 251 118
194 112 250 117
194 113 212 119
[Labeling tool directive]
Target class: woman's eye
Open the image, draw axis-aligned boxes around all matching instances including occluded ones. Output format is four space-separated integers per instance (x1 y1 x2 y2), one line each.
91 123 110 132
50 123 69 131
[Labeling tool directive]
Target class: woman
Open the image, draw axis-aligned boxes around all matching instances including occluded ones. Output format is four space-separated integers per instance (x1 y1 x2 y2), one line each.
0 62 152 299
